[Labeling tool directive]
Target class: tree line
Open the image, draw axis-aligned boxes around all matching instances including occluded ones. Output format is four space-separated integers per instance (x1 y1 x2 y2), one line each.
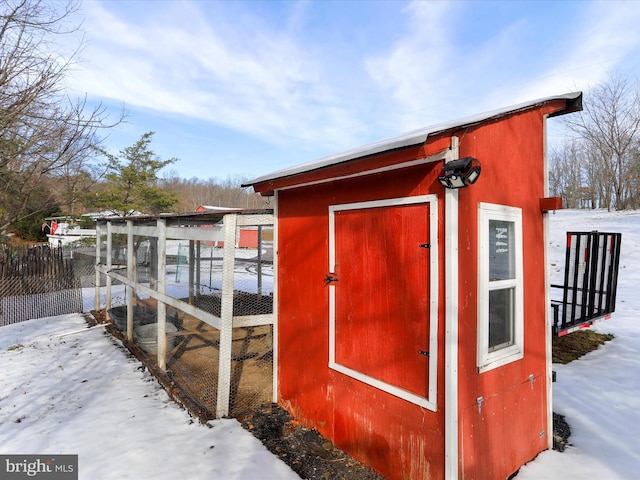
162 173 266 213
550 74 640 211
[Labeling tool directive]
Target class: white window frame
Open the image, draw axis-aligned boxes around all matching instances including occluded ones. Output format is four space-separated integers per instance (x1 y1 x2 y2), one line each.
328 195 439 410
477 203 524 373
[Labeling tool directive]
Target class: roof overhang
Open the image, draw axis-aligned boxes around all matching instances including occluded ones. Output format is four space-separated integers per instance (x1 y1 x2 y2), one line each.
244 92 582 194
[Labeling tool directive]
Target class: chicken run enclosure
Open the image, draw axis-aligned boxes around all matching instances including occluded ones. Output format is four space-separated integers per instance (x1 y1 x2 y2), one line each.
94 210 274 419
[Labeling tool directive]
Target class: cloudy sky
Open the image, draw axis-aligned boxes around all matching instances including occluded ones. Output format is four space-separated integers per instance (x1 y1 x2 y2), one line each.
62 0 640 181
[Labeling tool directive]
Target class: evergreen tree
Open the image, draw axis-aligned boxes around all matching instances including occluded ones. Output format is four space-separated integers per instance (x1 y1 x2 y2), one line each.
87 132 178 216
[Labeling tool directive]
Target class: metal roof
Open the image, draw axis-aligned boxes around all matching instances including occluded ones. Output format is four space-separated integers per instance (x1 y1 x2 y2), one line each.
243 92 582 188
95 208 273 225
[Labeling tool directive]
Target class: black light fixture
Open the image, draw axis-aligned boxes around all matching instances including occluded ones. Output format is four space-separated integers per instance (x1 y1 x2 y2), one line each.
438 156 481 189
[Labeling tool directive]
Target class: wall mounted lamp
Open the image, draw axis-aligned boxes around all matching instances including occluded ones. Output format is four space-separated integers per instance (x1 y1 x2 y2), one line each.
437 156 481 189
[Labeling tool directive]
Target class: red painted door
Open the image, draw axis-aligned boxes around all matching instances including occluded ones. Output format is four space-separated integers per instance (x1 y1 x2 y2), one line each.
333 201 430 397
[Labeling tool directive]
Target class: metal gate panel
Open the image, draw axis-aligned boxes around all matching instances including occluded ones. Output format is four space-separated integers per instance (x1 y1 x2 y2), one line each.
551 231 621 336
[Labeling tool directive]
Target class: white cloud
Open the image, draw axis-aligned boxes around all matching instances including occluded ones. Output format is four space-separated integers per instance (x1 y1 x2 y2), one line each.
64 0 640 168
516 0 640 102
364 0 640 134
66 1 363 151
364 1 456 127
364 1 553 133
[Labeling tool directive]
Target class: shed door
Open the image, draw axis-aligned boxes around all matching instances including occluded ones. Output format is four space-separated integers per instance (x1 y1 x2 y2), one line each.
329 197 436 403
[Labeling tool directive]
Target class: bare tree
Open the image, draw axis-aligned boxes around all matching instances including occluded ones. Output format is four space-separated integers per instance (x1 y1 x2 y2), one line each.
0 0 119 234
550 140 582 208
564 74 640 210
162 172 267 213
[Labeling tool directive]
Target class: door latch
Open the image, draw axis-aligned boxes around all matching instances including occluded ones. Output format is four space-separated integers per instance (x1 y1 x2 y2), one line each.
324 274 339 286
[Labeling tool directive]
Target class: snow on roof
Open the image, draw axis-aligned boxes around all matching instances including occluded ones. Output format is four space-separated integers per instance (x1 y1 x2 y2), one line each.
197 206 242 212
243 92 582 188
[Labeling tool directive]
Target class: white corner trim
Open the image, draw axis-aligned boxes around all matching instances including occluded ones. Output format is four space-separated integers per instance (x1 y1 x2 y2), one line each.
444 136 460 480
542 114 554 449
272 190 279 404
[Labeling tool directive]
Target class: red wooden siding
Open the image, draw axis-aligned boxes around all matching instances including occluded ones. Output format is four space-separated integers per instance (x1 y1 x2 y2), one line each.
460 377 546 478
277 163 446 480
455 105 561 479
238 228 259 248
264 97 577 480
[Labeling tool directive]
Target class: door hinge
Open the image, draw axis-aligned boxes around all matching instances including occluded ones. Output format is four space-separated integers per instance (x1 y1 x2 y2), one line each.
419 243 430 248
418 350 430 357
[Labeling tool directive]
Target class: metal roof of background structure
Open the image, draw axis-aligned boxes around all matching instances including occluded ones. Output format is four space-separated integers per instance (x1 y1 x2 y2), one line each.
95 209 273 225
243 92 582 188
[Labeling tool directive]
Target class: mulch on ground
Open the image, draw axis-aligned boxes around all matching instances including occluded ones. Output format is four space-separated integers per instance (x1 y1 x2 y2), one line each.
549 328 613 453
511 329 613 478
238 404 385 480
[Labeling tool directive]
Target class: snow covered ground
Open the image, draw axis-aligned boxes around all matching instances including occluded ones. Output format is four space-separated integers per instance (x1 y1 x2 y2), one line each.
0 314 298 479
517 209 640 480
0 209 638 479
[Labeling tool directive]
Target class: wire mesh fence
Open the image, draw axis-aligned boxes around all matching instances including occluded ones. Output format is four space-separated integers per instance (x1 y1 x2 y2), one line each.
0 245 85 326
95 213 275 419
164 300 273 417
0 212 275 420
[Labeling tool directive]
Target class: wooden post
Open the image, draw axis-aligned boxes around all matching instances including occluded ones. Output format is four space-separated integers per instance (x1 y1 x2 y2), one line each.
216 213 237 417
157 218 167 370
257 226 263 297
95 223 102 312
106 221 113 311
149 237 158 290
126 220 135 341
196 241 201 303
188 240 195 304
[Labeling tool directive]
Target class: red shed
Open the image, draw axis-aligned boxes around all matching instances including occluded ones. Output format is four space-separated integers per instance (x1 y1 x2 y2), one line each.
244 92 582 479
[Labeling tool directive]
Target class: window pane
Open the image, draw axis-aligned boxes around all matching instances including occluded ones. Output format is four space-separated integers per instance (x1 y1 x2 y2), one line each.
489 220 515 281
488 288 514 351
